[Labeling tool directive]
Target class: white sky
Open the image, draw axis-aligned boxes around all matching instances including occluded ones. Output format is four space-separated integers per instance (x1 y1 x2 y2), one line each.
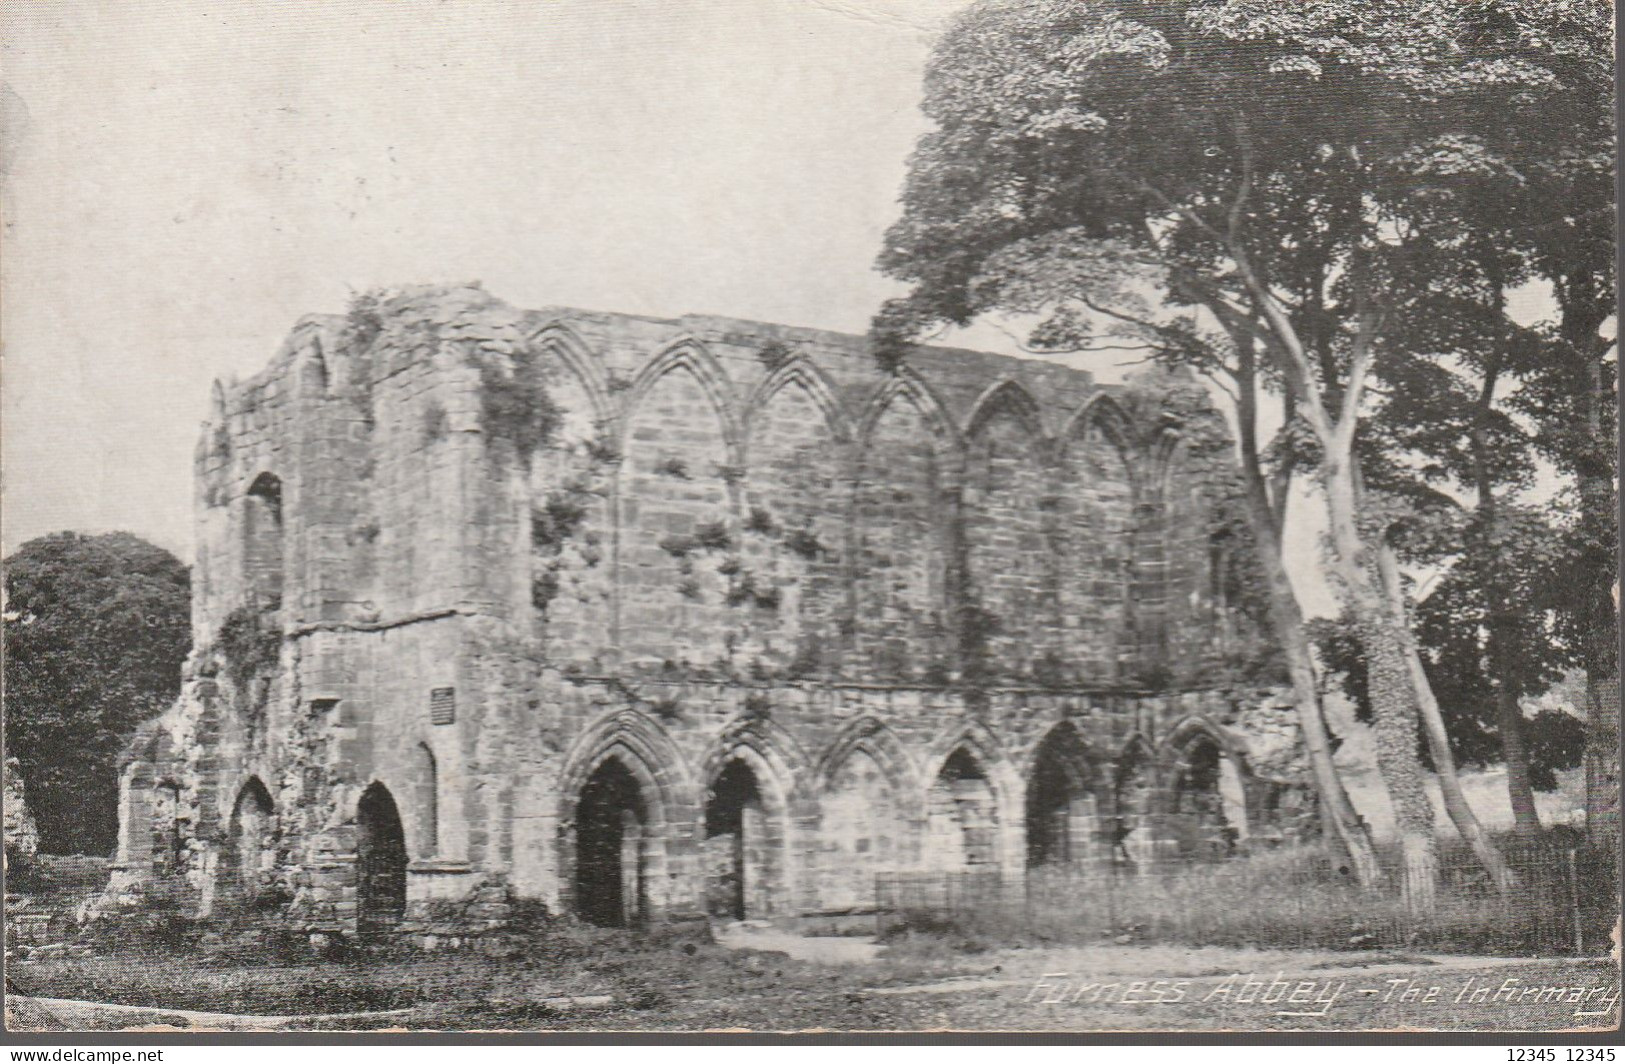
1 0 976 562
9 0 1544 619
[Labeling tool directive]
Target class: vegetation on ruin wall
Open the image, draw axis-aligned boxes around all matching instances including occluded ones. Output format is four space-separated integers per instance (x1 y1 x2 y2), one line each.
339 287 564 464
215 602 283 697
530 479 601 615
478 345 562 464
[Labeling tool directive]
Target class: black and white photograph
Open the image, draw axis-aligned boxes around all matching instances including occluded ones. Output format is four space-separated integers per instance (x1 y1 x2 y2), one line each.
1 0 1619 1038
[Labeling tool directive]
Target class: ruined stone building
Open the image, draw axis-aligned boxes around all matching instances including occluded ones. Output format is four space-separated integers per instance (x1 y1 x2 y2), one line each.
111 285 1311 932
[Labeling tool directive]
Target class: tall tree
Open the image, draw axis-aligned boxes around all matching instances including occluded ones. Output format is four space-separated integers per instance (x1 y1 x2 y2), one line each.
3 532 191 855
874 0 1605 901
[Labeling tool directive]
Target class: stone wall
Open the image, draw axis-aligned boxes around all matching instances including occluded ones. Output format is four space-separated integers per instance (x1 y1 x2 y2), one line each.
4 757 39 861
109 285 1306 931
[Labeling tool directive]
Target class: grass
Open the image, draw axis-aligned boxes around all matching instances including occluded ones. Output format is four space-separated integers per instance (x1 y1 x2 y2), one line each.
878 841 1616 957
9 919 911 1031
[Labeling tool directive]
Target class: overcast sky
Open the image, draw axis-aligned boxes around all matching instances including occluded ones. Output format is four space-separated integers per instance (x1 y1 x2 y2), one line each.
0 0 1360 610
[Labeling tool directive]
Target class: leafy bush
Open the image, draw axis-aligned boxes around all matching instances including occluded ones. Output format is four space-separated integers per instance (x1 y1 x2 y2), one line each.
3 533 190 855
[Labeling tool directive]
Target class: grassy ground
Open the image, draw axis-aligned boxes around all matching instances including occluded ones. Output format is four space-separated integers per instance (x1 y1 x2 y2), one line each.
8 920 1617 1033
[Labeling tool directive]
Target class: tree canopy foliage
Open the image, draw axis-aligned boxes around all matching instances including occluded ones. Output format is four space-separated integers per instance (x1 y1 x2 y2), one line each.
876 0 1612 878
4 532 190 855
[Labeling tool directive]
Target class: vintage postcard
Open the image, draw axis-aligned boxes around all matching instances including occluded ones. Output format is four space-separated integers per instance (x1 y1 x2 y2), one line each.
2 0 1618 1040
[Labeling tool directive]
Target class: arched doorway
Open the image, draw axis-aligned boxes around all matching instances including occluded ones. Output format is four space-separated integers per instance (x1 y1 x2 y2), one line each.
222 777 275 906
1026 725 1097 868
573 757 650 928
153 781 184 876
357 783 407 931
1113 744 1156 870
704 759 776 921
1170 736 1243 859
927 748 998 873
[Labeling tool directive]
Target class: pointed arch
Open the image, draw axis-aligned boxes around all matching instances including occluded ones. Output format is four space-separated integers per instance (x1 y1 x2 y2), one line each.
559 708 696 808
923 720 1022 811
624 336 743 455
524 325 615 665
852 373 956 679
1022 719 1098 783
963 377 1059 679
966 377 1047 443
560 710 695 925
740 358 850 673
1111 733 1159 868
222 776 275 904
356 781 408 930
617 339 741 666
700 718 805 920
702 714 812 803
1153 425 1217 662
1117 732 1157 769
1052 393 1141 684
857 368 961 453
814 717 919 797
527 320 615 428
243 471 284 606
1163 715 1247 765
745 355 853 445
1163 717 1248 858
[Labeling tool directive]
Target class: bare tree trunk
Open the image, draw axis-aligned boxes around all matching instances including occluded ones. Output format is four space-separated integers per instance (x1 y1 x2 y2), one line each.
1243 477 1382 885
1493 675 1542 836
1375 544 1516 890
1224 224 1436 906
1319 458 1438 912
1222 330 1381 885
1465 345 1543 838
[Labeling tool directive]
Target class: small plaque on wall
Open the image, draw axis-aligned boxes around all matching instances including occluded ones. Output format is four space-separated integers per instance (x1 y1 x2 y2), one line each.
430 686 456 725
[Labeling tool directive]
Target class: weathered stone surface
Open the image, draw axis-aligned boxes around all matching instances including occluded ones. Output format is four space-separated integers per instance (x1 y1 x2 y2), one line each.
111 285 1312 931
4 757 39 861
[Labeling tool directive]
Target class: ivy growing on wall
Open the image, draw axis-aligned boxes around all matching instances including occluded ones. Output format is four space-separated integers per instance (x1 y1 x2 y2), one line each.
216 603 282 698
478 346 563 465
531 480 599 618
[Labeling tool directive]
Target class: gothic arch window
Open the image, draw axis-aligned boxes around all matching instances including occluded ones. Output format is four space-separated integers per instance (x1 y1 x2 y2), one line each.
413 743 438 858
852 388 951 680
963 387 1053 681
1055 407 1136 683
244 472 284 606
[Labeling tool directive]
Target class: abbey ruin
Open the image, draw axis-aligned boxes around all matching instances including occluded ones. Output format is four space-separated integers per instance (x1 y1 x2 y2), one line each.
110 285 1314 933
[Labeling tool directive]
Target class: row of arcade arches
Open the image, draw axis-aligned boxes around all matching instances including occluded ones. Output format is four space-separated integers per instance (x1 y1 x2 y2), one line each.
193 720 1245 932
560 717 1249 929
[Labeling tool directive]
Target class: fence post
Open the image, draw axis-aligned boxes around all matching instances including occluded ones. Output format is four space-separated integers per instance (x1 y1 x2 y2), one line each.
1567 847 1583 956
1106 863 1117 935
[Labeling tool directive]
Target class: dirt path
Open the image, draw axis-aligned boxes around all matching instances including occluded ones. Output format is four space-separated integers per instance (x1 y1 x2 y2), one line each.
713 924 882 964
6 994 416 1031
